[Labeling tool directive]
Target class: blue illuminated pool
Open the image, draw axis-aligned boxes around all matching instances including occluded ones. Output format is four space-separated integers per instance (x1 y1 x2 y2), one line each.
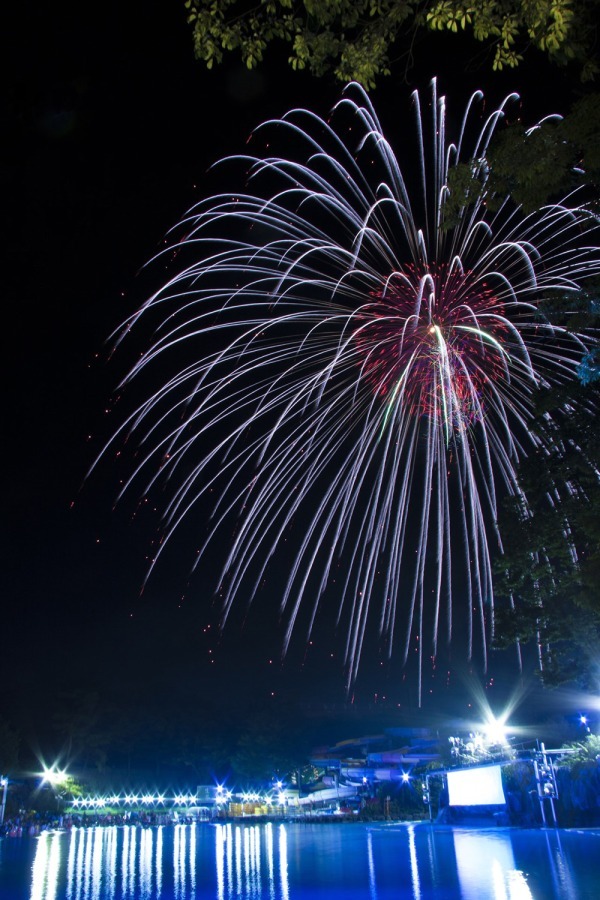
1 821 599 899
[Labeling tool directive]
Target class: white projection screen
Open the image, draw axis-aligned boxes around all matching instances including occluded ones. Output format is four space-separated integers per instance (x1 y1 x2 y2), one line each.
446 765 506 806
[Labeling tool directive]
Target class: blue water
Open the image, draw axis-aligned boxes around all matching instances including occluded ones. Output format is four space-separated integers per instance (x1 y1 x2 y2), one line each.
1 821 600 899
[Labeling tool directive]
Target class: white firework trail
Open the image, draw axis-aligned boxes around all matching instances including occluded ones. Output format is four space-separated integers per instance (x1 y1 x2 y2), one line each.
95 81 600 704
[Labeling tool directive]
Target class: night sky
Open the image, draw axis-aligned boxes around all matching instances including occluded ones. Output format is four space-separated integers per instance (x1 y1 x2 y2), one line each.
4 1 588 768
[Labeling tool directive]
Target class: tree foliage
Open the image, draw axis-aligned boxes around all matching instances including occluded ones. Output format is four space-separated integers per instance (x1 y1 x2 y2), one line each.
444 92 600 224
52 690 110 772
185 0 599 87
560 733 600 766
493 366 600 688
231 705 309 781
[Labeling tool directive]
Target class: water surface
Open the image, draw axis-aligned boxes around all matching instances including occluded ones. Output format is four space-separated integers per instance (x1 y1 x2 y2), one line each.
1 821 599 899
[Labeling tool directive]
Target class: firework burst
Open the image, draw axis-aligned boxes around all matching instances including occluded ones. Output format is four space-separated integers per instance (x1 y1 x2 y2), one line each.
100 81 599 703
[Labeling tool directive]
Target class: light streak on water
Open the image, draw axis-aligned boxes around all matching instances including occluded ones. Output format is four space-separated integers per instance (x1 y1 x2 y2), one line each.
367 829 377 899
139 825 152 897
189 820 196 894
279 824 289 900
46 831 61 900
30 831 61 900
453 830 533 899
106 828 117 897
235 824 242 892
84 828 93 897
250 825 261 897
173 823 186 898
155 826 163 895
123 825 138 897
216 822 226 900
240 825 262 898
243 826 251 896
66 828 76 898
91 829 102 900
544 829 578 899
407 823 421 899
225 823 233 897
265 822 275 900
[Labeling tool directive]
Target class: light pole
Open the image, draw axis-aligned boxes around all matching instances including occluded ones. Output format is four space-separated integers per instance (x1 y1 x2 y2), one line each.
0 777 7 825
41 766 69 815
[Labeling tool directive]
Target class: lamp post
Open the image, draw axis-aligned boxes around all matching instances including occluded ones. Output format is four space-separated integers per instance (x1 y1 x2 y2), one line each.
0 777 7 825
41 766 69 815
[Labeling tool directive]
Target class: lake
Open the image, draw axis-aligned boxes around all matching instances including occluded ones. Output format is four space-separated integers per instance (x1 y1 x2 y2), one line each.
1 821 599 899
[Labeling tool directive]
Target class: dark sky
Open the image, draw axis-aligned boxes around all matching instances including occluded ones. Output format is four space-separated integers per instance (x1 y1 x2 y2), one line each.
3 1 586 757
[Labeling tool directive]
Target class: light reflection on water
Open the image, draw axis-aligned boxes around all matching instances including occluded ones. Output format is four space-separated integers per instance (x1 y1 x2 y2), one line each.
452 831 532 899
9 821 600 899
214 822 286 900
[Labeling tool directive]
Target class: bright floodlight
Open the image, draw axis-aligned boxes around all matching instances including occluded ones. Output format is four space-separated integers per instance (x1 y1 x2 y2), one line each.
483 715 508 745
41 766 68 786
